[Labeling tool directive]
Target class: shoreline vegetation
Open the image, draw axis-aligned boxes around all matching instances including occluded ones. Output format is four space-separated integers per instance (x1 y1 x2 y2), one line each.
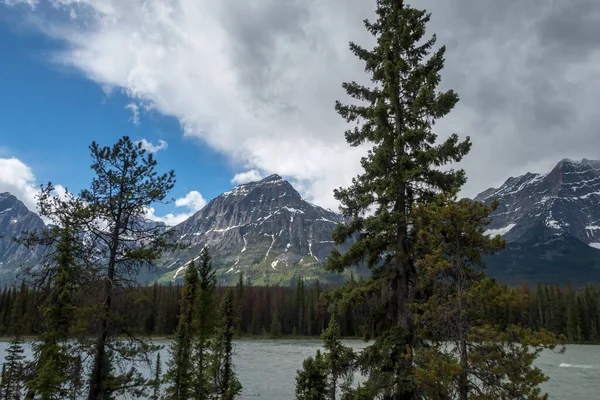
0 1 577 399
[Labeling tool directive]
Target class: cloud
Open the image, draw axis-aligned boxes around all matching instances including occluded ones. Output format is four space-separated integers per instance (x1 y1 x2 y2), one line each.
0 157 39 212
174 190 206 211
1 0 37 8
146 190 207 226
136 138 168 154
125 102 140 125
4 0 600 206
231 169 263 185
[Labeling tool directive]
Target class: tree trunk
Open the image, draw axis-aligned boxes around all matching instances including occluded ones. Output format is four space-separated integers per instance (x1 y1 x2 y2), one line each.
87 275 113 400
87 218 120 400
459 334 468 400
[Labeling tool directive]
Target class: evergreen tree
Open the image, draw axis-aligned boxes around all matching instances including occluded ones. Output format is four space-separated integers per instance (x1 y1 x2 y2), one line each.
325 1 470 397
79 136 179 400
165 260 199 400
270 310 282 338
234 273 245 335
1 334 27 400
412 193 565 399
295 350 327 400
296 278 306 335
150 353 162 400
193 247 218 399
321 317 356 399
211 288 242 399
25 223 81 400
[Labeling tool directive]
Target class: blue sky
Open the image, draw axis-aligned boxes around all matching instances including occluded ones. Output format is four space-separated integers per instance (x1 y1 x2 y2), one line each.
1 0 599 225
0 5 266 224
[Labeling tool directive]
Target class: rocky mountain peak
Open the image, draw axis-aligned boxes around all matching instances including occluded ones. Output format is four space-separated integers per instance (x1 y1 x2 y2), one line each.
157 176 349 285
0 192 46 283
474 158 600 284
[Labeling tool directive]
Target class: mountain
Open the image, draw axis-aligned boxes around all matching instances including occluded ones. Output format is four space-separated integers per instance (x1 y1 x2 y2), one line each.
475 158 600 284
154 174 357 285
0 193 46 283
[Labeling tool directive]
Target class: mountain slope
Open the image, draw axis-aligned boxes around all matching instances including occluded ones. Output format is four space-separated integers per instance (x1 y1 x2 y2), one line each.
0 193 46 283
475 159 600 284
155 175 356 285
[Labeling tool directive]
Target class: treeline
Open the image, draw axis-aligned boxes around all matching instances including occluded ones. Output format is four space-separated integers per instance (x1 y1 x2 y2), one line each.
2 278 599 343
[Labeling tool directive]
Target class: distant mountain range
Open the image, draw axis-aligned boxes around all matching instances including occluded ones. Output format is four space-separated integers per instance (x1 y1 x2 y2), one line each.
2 160 600 286
477 158 600 284
0 175 359 286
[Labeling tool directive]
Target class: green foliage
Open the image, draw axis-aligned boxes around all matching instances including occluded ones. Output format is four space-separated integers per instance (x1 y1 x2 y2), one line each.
1 334 27 400
270 310 282 338
321 317 356 399
295 350 328 400
412 193 565 399
193 247 218 399
165 261 199 399
25 224 82 400
211 288 242 399
150 353 162 400
78 136 179 400
325 0 471 397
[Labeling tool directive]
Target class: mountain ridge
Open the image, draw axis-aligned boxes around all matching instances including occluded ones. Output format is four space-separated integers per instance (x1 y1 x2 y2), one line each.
475 158 600 284
3 159 600 286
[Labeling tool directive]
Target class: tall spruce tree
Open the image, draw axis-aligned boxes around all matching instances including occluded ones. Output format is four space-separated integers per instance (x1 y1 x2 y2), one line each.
326 1 470 397
211 288 242 399
1 334 26 400
165 260 199 400
193 247 218 399
22 220 83 400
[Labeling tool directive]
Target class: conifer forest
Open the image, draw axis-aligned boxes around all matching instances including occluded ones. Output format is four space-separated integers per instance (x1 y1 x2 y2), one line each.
0 0 589 399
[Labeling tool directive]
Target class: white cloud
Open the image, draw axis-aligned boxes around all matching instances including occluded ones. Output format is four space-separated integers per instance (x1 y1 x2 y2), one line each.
6 0 372 210
0 157 40 212
231 169 263 185
1 0 37 8
136 138 168 154
174 190 206 211
5 0 600 207
144 207 190 227
125 102 140 125
146 190 207 226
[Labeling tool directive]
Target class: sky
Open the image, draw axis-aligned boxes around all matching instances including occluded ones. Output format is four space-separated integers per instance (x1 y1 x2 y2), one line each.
1 0 600 226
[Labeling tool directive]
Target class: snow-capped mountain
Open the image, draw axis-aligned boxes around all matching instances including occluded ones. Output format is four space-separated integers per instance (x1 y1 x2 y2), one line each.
154 174 355 285
476 158 600 284
0 192 46 283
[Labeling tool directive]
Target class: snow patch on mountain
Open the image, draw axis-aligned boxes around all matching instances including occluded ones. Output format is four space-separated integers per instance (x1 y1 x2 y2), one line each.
485 223 517 237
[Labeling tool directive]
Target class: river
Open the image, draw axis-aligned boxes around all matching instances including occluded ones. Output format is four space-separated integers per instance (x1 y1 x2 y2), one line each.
1 339 599 398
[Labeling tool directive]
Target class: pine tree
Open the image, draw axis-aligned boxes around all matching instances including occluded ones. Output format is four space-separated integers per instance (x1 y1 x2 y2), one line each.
150 353 162 400
24 223 81 400
321 317 356 399
165 260 199 400
234 273 245 335
296 278 306 336
193 247 217 399
78 136 179 400
325 1 470 397
412 193 565 399
211 288 242 399
295 350 327 400
1 334 27 400
270 310 282 338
